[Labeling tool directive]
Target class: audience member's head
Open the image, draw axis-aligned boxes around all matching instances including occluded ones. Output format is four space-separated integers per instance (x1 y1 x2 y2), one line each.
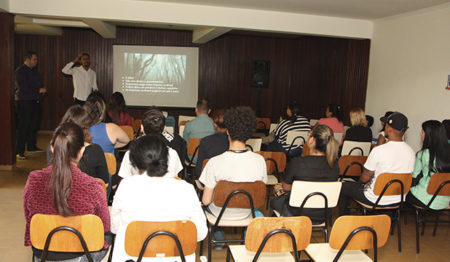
129 135 168 177
142 108 165 135
50 122 85 216
380 111 393 132
224 106 257 143
382 112 408 140
211 109 226 132
195 100 209 115
108 92 128 120
84 92 106 126
349 107 367 127
287 102 301 122
326 104 344 122
366 115 374 128
308 125 339 168
421 120 450 172
60 105 91 142
442 119 450 140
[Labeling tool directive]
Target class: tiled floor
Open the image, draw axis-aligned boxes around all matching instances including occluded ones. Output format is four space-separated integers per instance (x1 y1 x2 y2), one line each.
0 132 448 261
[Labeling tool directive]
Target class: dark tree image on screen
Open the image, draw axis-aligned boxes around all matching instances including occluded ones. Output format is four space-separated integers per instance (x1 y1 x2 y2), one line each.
124 53 186 85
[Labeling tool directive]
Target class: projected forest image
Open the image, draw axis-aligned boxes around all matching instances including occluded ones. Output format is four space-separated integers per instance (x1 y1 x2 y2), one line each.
124 53 186 84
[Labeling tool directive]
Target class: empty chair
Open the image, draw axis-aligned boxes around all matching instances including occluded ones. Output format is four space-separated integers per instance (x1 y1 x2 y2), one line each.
341 141 372 156
305 215 391 262
286 130 309 156
227 217 312 262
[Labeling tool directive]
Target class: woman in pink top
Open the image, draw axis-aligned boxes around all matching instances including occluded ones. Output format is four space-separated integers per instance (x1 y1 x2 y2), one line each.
107 92 133 126
318 104 345 143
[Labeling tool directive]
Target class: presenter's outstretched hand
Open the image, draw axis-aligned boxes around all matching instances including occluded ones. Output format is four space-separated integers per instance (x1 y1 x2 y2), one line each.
73 54 82 63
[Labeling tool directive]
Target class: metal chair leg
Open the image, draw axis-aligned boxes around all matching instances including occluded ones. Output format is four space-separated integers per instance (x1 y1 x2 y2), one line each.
226 247 232 262
415 209 420 253
397 209 402 252
432 213 439 236
207 227 213 262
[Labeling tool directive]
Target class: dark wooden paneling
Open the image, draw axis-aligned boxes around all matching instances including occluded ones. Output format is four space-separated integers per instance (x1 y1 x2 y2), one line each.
14 27 370 130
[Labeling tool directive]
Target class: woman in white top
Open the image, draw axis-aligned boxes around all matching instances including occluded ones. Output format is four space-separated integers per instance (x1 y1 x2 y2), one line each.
110 135 207 262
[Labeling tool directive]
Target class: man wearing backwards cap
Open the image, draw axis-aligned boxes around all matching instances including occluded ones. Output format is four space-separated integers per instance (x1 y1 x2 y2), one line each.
338 112 415 215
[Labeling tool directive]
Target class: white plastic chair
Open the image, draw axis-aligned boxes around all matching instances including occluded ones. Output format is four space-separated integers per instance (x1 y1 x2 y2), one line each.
341 141 372 156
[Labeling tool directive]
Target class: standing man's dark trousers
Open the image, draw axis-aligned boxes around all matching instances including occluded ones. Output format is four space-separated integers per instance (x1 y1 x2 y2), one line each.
16 100 40 155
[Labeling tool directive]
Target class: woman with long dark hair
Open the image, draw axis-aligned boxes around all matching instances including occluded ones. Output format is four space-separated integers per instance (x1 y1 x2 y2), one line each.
107 92 133 126
23 123 110 261
318 104 344 142
407 120 450 209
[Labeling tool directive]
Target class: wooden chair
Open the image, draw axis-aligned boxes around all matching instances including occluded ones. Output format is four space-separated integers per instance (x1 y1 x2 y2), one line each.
226 217 312 262
256 117 271 134
286 130 309 156
30 214 104 262
95 178 107 197
184 138 202 183
245 138 262 152
201 181 266 262
104 153 117 175
119 125 134 141
256 151 286 185
132 118 142 135
355 173 412 252
341 141 372 156
412 172 450 253
305 215 391 262
178 115 195 125
338 155 367 181
124 220 197 262
273 181 342 242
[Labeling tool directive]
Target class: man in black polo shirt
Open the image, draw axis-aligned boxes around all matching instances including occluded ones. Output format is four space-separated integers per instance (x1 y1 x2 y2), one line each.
15 51 47 159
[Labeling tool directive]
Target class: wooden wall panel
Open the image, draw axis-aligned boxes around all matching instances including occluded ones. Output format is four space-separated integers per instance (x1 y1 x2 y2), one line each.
14 27 370 130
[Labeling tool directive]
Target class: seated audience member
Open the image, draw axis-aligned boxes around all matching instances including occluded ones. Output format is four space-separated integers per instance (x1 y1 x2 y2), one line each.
46 105 109 185
265 102 311 156
270 125 339 223
366 115 374 128
375 111 393 146
407 120 450 209
343 107 373 142
84 92 130 154
338 112 415 215
443 119 450 142
107 92 133 126
195 109 229 178
110 135 207 262
318 104 345 142
118 109 183 179
23 123 110 261
183 100 216 143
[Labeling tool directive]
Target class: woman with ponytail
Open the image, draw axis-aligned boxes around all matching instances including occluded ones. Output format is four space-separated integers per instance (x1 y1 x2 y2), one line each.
23 123 110 261
270 125 339 223
110 135 207 262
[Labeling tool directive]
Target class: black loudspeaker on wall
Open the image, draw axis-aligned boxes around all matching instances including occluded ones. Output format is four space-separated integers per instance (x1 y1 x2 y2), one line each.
251 60 270 88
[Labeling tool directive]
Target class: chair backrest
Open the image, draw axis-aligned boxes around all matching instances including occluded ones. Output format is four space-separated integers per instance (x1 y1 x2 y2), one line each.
201 158 210 172
246 138 262 152
187 138 201 156
30 214 104 252
334 132 343 143
95 178 107 197
104 153 116 175
310 119 319 126
178 124 185 137
286 131 309 147
125 220 197 258
178 115 195 125
165 126 174 134
120 125 135 141
338 155 367 177
289 181 342 208
329 215 391 250
213 181 266 209
257 117 271 131
132 119 142 134
341 141 372 156
426 172 450 196
373 173 412 196
269 123 278 133
256 151 287 173
245 217 312 252
179 120 188 126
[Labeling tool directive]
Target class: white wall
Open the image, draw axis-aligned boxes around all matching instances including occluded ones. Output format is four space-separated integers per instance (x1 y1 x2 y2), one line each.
366 3 450 151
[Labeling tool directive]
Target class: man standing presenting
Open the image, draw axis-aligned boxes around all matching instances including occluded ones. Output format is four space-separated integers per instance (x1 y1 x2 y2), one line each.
15 51 47 160
62 53 98 105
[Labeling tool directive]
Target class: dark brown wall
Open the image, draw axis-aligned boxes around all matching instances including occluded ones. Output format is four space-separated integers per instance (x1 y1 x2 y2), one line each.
0 13 15 165
14 27 370 130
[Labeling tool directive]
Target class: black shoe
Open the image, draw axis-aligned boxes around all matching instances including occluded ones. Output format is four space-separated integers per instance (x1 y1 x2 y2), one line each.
27 147 44 153
17 153 27 160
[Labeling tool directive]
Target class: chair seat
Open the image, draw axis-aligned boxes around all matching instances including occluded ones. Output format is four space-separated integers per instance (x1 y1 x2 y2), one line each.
412 204 450 210
229 245 295 262
266 175 279 185
355 200 400 210
205 212 253 227
305 243 372 262
273 211 325 227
